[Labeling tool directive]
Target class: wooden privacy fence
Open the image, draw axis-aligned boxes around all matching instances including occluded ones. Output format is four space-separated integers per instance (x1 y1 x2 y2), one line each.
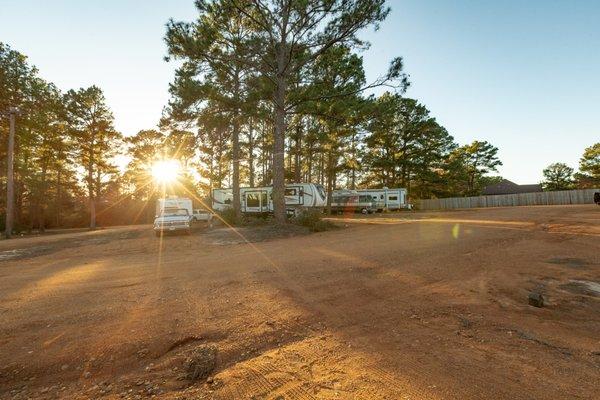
416 188 600 211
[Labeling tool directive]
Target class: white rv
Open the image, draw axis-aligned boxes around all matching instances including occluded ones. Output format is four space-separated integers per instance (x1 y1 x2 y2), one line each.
330 190 376 214
350 188 409 211
154 197 213 236
156 197 193 216
212 183 327 215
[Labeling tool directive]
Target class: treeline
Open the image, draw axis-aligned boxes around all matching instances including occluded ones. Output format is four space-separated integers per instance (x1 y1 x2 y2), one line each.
160 0 508 221
0 42 206 232
3 1 598 232
542 144 600 191
0 43 123 232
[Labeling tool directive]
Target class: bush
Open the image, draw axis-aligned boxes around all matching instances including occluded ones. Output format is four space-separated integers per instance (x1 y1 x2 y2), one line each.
292 209 335 232
311 219 334 232
218 208 243 226
243 214 271 226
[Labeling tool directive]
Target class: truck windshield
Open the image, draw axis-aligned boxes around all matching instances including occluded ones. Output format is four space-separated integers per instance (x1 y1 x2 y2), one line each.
161 208 189 217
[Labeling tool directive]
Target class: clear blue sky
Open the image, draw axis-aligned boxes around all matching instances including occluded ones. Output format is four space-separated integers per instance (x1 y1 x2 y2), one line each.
1 0 598 184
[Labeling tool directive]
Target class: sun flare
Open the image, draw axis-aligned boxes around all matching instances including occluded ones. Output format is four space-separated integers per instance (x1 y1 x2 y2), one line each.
151 159 180 184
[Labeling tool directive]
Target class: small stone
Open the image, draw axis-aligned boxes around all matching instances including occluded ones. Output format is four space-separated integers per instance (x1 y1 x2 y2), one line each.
207 377 214 384
186 345 217 381
83 371 92 379
528 292 545 308
61 364 69 371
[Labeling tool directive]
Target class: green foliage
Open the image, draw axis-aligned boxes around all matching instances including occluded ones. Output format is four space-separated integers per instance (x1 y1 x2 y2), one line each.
542 163 574 191
292 209 335 232
575 143 600 188
452 141 503 196
362 94 456 198
64 86 122 228
218 207 244 226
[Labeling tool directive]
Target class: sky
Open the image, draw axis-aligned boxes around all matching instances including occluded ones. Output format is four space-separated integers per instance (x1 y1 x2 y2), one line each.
1 0 598 184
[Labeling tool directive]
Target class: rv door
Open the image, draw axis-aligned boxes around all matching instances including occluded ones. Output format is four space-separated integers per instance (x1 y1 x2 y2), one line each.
243 190 269 213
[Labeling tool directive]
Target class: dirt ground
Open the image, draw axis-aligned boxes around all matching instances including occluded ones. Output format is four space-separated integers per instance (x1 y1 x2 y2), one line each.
1 205 599 400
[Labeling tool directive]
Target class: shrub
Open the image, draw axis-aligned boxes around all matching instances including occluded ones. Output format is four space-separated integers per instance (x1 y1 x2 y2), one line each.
311 219 335 232
218 208 243 226
292 209 335 232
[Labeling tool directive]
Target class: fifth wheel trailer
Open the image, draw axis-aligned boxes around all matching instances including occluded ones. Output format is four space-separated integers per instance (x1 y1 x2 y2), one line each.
212 183 327 214
346 188 409 211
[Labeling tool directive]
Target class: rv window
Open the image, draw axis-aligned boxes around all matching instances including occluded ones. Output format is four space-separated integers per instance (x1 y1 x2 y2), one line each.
285 188 297 196
315 184 326 200
224 199 231 204
380 195 384 199
246 193 260 207
389 196 398 201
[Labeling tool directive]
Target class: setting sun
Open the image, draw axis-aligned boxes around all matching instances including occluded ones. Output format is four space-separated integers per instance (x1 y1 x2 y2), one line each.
151 159 180 184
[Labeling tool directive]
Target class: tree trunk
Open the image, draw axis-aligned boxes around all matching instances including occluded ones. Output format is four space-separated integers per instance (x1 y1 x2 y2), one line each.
248 126 255 187
38 163 47 233
294 120 302 183
55 167 61 227
88 160 96 230
326 149 334 215
272 49 288 224
231 70 242 220
307 142 313 182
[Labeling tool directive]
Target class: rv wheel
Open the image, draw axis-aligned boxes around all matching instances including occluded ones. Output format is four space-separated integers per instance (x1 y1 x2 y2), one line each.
361 208 368 214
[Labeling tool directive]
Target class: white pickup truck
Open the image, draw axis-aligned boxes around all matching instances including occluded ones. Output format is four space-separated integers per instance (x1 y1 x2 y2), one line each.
192 209 214 227
153 208 193 236
154 198 214 236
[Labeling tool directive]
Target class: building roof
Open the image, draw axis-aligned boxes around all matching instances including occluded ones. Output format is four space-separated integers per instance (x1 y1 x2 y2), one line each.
482 179 542 195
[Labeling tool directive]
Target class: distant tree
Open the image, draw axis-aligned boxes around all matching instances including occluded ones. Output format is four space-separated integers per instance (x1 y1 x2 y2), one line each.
26 80 67 232
64 86 121 229
165 3 257 220
123 129 166 200
452 141 502 196
303 45 368 213
363 94 456 197
574 143 599 188
542 162 574 191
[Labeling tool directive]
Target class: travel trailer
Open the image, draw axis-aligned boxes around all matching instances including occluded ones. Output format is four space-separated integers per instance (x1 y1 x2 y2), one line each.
353 188 409 211
330 191 376 214
156 197 193 216
154 197 213 236
212 183 327 215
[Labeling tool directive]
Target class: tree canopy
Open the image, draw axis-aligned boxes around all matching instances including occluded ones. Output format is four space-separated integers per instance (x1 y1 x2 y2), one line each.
542 162 574 191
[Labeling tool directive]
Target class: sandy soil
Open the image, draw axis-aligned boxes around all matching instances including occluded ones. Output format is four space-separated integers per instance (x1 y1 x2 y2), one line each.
0 205 599 399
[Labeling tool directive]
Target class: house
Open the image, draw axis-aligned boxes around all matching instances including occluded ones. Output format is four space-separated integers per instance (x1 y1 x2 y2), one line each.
482 179 542 195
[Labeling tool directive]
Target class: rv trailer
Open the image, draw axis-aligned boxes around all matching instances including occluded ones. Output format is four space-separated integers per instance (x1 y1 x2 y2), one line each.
330 190 376 214
153 197 214 236
156 197 193 216
212 183 327 215
352 187 409 211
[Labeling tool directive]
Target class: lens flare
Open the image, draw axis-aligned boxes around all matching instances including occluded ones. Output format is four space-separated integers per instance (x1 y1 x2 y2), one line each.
151 160 180 184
